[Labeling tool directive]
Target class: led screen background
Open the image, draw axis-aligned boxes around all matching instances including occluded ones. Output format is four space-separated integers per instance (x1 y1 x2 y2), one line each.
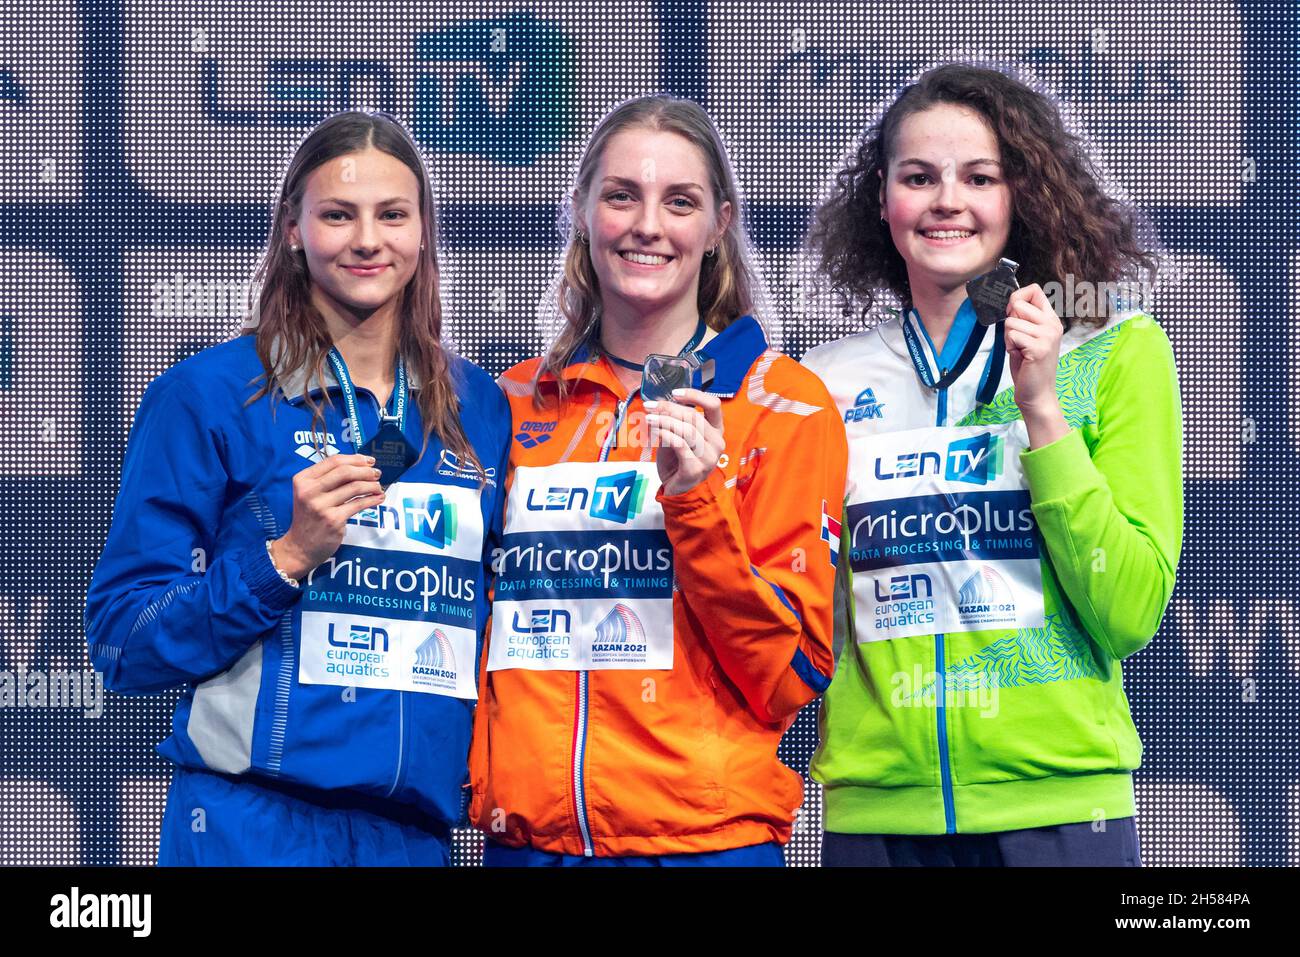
0 0 1293 865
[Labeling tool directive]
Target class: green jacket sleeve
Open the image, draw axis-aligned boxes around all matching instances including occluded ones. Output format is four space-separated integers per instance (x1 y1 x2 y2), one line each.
1018 316 1184 660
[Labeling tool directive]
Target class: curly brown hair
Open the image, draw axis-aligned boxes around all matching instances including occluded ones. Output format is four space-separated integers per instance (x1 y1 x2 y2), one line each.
806 62 1159 331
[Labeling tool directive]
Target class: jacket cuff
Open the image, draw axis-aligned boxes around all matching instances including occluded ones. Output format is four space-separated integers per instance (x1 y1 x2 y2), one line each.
1019 428 1101 503
655 468 725 516
237 542 304 612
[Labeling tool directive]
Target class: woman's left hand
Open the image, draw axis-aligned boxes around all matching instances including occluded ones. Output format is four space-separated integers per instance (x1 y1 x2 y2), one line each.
1005 283 1064 415
645 387 725 496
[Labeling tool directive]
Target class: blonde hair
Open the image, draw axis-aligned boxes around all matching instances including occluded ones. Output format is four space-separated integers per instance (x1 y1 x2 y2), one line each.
534 95 771 404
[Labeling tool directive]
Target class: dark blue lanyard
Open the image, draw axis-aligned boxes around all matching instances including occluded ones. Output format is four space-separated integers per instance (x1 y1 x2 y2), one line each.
326 347 407 450
900 309 1005 408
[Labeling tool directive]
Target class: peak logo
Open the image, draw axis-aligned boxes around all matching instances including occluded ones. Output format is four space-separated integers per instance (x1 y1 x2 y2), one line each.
198 13 576 165
348 493 458 548
873 432 1003 486
845 386 886 422
524 470 647 524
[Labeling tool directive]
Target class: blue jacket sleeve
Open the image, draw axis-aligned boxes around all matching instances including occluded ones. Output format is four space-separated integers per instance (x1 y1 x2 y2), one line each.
84 371 302 694
477 384 512 634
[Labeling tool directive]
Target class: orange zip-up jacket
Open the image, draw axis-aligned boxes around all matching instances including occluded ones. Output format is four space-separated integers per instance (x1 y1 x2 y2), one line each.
469 315 848 857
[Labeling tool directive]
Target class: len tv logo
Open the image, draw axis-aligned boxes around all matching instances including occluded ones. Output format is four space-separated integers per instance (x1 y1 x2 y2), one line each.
199 12 576 165
524 470 648 524
415 12 577 164
590 471 647 524
945 433 1003 485
404 493 458 548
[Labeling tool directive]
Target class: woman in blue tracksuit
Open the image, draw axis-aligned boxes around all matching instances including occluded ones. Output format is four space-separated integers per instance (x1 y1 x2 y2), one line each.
85 111 510 866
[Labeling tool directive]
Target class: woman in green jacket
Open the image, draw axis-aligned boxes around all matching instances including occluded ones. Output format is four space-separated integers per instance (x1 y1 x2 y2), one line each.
800 62 1183 866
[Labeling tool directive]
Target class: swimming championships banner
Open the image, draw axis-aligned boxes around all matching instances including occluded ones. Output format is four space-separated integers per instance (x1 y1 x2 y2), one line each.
0 0 1293 867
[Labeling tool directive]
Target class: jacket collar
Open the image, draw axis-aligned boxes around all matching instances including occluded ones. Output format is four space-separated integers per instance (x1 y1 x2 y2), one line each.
877 300 1142 363
546 315 768 397
265 333 424 404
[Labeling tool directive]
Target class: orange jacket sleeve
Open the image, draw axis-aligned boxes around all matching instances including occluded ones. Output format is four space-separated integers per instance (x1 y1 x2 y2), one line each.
656 387 848 726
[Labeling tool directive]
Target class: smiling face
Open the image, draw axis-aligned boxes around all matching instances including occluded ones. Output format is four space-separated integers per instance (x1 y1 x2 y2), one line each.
287 146 423 318
879 103 1013 296
576 126 731 319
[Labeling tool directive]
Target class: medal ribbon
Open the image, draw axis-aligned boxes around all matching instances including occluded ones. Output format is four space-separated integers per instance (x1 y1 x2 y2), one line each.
900 306 1005 407
325 347 408 450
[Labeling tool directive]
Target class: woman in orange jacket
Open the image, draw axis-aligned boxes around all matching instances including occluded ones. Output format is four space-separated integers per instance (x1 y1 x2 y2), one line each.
469 95 848 865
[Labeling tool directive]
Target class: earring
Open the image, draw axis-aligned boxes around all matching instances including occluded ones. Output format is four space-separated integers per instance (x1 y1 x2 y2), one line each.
289 243 299 251
576 230 589 245
705 245 717 258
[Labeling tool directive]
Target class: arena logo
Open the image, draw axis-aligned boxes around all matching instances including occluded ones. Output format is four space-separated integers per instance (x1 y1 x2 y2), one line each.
199 12 576 164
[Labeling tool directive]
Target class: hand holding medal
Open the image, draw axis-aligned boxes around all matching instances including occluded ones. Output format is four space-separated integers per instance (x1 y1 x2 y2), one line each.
269 453 385 581
1002 282 1064 415
645 387 726 496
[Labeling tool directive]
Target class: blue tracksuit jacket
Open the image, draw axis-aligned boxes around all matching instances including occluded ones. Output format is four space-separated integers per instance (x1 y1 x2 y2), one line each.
85 332 510 830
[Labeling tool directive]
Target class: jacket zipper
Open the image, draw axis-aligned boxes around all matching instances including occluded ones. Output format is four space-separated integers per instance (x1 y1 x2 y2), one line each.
358 388 411 799
568 393 633 856
935 389 955 832
571 671 594 856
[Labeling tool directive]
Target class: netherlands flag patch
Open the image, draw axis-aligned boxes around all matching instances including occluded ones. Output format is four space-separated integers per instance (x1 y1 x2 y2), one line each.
820 500 841 568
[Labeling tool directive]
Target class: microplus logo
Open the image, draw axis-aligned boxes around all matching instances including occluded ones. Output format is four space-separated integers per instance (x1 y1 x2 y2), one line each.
50 887 151 937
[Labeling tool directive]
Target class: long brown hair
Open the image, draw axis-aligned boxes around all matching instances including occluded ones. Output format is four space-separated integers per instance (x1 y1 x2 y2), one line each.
535 95 770 404
806 62 1161 331
242 110 479 472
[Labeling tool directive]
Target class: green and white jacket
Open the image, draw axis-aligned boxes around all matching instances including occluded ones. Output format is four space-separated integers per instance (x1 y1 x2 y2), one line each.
800 300 1183 834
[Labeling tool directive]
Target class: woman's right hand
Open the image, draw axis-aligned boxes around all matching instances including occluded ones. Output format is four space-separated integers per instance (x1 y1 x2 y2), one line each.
269 453 385 580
